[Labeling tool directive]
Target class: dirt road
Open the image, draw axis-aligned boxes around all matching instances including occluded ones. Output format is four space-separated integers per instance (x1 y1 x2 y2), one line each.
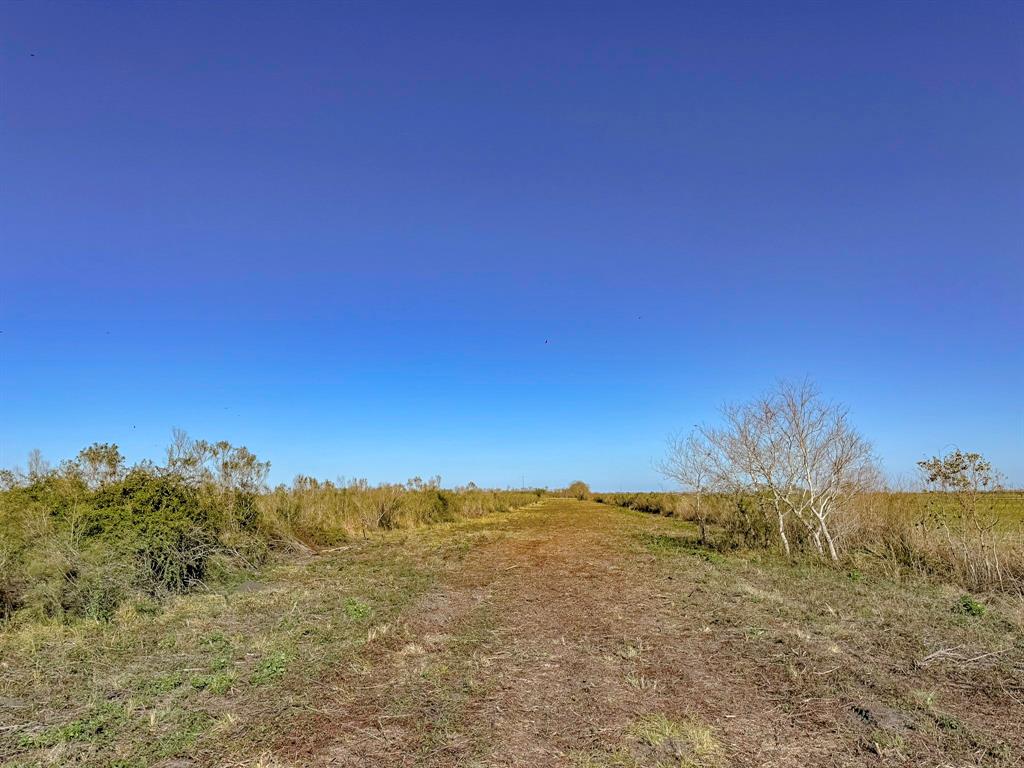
278 499 1022 767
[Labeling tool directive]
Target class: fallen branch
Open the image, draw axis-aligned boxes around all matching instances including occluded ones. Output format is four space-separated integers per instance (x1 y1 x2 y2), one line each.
918 645 1009 667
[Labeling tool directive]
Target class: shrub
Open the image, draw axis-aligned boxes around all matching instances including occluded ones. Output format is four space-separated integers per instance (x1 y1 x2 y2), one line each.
1 440 542 623
257 479 540 545
87 469 217 593
844 490 1024 594
955 594 986 617
565 481 591 500
592 492 680 517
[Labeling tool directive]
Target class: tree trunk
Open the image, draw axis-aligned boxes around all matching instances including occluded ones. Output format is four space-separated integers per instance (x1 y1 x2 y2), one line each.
811 528 824 556
777 511 791 556
821 522 839 562
695 495 705 544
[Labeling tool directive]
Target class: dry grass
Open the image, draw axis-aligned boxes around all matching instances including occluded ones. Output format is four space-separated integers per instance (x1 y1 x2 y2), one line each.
0 528 465 766
2 499 1021 767
602 491 1024 594
844 491 1024 593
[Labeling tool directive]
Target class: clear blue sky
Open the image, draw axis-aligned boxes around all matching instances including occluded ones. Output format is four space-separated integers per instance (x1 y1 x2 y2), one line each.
2 1 1022 489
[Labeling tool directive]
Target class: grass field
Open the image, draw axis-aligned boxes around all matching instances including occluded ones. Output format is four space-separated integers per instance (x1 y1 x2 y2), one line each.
2 498 1021 767
878 491 1024 528
596 491 1024 528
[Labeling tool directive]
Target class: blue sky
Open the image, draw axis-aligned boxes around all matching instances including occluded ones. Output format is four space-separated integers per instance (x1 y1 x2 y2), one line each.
2 1 1022 489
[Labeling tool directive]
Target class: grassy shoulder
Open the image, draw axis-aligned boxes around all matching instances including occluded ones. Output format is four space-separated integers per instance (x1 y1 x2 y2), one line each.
628 510 1023 765
0 514 508 768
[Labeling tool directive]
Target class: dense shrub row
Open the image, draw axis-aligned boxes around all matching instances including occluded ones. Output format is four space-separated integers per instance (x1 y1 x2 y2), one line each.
591 492 681 516
0 437 541 623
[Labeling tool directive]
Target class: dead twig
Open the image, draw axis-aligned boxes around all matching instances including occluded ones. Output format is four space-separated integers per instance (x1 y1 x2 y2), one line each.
918 645 1009 666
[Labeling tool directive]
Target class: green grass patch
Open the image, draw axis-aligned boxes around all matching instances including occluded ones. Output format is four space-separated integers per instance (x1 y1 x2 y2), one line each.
18 702 129 749
251 649 293 685
189 670 235 694
639 532 726 564
343 597 372 620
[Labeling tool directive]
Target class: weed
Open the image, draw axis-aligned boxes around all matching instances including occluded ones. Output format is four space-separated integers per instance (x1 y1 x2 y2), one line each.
866 728 905 756
136 671 184 695
624 671 658 691
251 650 292 685
955 594 986 616
631 713 724 767
190 671 235 694
343 597 371 620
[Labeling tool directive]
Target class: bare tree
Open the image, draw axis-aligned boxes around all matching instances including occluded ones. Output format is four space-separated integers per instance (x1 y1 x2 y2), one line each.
27 449 50 480
772 380 877 560
672 380 877 561
659 430 715 543
711 397 795 556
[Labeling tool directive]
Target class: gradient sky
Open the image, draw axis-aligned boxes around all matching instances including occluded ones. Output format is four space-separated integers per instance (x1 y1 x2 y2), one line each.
2 1 1022 489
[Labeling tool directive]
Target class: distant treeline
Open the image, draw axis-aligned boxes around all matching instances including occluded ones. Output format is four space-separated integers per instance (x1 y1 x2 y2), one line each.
0 432 542 623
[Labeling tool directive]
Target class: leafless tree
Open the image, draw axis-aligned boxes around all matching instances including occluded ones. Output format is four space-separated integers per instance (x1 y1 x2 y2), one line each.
772 380 877 560
659 430 715 542
27 449 50 480
671 380 877 561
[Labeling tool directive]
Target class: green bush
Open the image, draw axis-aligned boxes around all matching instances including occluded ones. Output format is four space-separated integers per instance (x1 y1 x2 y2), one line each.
1 438 542 624
955 594 986 617
1 465 227 621
86 469 216 593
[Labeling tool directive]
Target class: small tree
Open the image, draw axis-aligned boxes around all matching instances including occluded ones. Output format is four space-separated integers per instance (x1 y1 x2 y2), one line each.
673 380 877 561
772 380 877 561
917 450 1008 588
659 431 714 543
74 443 125 489
566 481 590 500
917 450 1001 503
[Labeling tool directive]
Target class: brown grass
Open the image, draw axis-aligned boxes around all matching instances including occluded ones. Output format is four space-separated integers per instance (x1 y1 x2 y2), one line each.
3 499 1021 767
602 491 1024 594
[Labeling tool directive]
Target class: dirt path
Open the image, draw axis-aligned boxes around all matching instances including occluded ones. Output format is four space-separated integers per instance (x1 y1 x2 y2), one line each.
278 499 1022 767
277 500 799 766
